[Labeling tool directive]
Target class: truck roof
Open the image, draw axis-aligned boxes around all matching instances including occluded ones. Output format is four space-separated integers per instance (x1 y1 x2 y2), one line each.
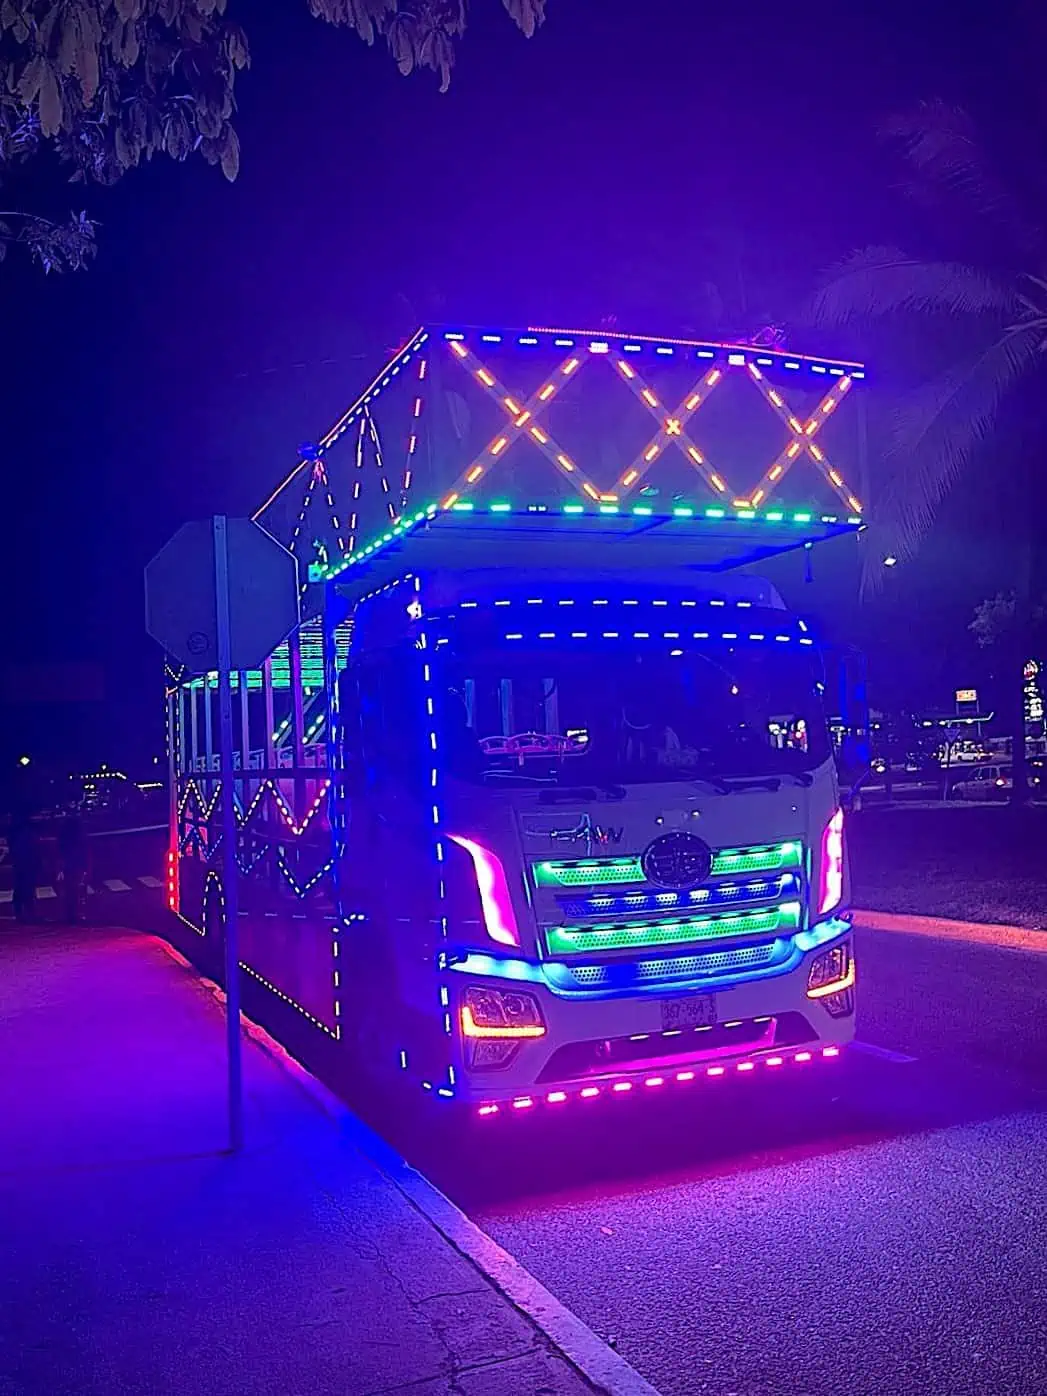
256 320 868 605
327 506 859 604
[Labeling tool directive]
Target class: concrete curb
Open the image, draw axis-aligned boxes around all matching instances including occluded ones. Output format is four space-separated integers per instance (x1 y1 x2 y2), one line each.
854 908 1047 954
156 937 661 1396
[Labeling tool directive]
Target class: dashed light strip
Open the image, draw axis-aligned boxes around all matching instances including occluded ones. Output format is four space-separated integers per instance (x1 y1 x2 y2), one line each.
320 504 860 581
474 1045 844 1116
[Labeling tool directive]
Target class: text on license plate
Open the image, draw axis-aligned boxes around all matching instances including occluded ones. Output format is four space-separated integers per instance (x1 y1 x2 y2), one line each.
660 994 717 1030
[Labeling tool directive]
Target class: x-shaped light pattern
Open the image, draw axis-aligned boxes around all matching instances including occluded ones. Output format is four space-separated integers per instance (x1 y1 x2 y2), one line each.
610 358 730 501
742 364 862 514
437 340 863 514
438 340 607 506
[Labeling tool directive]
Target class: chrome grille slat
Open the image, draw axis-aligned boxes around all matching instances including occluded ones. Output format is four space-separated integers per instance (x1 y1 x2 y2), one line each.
558 943 779 989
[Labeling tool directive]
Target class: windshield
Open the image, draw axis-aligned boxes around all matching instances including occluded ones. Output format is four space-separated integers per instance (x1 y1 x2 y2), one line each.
441 645 829 787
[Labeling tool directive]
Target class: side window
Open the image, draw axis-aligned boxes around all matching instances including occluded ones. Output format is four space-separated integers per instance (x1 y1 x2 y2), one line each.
354 648 426 784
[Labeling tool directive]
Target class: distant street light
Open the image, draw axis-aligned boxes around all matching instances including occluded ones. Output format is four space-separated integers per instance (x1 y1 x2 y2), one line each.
883 556 898 567
17 755 30 767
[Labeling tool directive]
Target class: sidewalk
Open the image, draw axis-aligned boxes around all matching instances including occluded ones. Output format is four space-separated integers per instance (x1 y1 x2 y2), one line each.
0 925 603 1396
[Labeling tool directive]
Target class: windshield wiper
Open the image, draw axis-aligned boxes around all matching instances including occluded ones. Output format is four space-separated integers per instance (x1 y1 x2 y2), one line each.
539 785 627 804
719 771 814 791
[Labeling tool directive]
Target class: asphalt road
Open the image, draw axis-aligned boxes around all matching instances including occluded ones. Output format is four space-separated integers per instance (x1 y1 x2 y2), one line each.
413 929 1047 1396
0 825 166 921
17 827 1047 1395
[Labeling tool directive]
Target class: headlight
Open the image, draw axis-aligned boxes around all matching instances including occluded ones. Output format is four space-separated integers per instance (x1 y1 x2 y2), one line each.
806 939 855 1014
461 986 546 1038
461 985 546 1071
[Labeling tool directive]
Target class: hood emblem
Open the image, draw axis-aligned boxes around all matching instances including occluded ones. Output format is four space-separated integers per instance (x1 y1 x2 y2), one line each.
549 813 624 856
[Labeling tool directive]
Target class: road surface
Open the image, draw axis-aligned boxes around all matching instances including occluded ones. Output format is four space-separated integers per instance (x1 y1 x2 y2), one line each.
0 825 165 921
11 828 1045 1396
412 928 1047 1396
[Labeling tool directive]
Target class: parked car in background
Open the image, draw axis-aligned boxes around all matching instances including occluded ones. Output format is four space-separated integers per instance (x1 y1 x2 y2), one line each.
949 762 1045 800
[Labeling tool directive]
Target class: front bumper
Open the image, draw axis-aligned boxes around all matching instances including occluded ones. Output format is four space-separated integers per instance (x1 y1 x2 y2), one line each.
449 920 855 1106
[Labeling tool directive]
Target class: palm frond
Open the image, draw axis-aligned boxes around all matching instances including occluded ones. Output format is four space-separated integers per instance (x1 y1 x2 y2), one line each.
807 246 1023 329
881 101 1041 256
860 322 1044 592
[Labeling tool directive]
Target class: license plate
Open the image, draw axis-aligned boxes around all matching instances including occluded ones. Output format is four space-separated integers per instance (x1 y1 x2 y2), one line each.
660 994 717 1030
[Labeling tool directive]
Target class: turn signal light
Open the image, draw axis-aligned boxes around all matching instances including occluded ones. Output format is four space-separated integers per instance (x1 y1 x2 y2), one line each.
461 986 546 1039
807 940 855 999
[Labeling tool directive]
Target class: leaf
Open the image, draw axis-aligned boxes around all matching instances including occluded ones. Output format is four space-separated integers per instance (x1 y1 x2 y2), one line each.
864 321 1044 584
881 101 1039 258
502 0 547 38
220 124 239 181
386 14 416 77
807 246 1022 328
16 55 44 104
38 63 63 137
76 12 101 105
226 23 250 70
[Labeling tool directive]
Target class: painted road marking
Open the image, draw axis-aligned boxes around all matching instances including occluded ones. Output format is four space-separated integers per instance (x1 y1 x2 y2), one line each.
855 909 1047 954
103 879 132 893
852 1039 917 1065
90 824 167 838
138 875 163 889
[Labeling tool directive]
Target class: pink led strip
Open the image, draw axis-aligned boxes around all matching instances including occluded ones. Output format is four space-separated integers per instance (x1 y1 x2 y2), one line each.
743 365 861 513
401 357 427 509
289 463 323 555
475 1045 843 1116
179 778 331 836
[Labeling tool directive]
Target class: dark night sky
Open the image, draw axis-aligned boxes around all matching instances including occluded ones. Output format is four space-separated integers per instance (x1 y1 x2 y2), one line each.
0 0 1031 770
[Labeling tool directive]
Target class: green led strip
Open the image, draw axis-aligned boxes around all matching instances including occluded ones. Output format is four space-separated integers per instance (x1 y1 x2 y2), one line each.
322 504 862 580
534 841 803 889
534 858 644 888
711 842 803 875
546 902 801 957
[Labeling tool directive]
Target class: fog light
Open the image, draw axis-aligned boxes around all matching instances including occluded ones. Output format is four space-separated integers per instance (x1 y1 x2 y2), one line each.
469 1039 521 1071
820 988 855 1019
807 940 854 998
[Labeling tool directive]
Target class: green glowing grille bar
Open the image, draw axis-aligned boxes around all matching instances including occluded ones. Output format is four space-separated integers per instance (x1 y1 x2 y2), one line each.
545 902 801 957
711 842 803 875
534 858 644 888
533 841 803 889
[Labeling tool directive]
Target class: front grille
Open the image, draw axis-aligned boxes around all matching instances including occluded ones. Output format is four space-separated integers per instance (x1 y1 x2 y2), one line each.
557 942 780 989
557 873 798 921
545 902 800 957
533 840 803 890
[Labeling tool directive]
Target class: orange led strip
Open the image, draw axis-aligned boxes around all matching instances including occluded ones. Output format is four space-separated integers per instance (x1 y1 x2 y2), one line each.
612 361 729 500
438 341 603 506
743 366 862 513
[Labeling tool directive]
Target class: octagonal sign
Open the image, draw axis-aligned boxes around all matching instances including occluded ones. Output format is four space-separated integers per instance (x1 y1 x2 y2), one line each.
145 517 300 673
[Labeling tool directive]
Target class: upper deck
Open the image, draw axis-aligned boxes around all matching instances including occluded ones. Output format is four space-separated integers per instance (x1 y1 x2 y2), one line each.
255 321 868 597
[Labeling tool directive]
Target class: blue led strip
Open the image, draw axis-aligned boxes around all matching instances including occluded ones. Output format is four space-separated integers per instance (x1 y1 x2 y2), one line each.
558 874 800 920
439 325 866 379
417 576 458 1095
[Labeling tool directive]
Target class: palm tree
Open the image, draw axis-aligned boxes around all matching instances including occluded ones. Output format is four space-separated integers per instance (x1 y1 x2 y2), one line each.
808 100 1047 803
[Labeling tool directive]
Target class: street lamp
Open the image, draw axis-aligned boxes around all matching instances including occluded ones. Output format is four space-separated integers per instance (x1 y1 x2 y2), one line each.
883 556 898 568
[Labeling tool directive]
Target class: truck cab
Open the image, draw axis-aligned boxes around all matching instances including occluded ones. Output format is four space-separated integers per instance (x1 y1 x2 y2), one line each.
334 522 854 1117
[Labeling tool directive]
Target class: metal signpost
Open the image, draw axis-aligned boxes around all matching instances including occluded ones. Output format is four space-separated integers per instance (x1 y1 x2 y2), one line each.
146 516 300 1151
